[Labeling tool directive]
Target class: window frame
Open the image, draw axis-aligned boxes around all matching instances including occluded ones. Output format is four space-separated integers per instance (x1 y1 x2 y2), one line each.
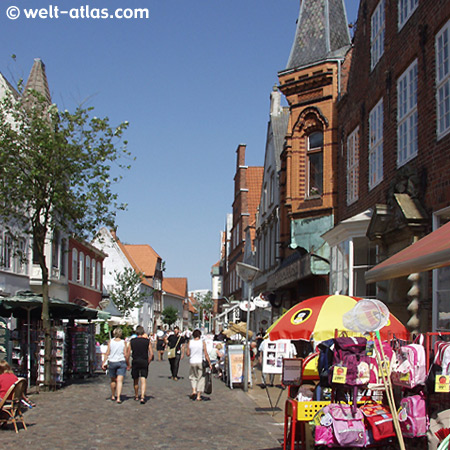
371 0 385 70
397 59 418 166
398 0 418 30
436 20 450 140
306 131 324 198
347 126 360 205
369 98 384 189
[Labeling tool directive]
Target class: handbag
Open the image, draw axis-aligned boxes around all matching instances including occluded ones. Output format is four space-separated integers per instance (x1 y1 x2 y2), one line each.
168 336 181 359
204 368 212 395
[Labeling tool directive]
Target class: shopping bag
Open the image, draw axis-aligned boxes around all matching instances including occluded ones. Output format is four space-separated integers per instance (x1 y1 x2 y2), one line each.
167 347 176 359
204 369 212 395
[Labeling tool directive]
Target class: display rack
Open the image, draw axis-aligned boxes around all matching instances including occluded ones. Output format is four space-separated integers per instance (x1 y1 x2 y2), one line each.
69 326 92 376
37 327 65 386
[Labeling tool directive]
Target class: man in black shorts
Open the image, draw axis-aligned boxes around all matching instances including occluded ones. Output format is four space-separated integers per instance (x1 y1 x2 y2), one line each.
128 326 153 404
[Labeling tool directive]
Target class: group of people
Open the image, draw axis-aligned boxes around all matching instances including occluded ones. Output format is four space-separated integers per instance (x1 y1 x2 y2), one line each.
102 325 212 403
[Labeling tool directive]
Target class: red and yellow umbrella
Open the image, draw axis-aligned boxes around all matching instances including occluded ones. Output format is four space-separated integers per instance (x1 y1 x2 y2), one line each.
266 294 409 342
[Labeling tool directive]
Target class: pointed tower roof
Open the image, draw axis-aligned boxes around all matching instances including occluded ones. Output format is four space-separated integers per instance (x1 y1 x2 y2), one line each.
24 58 51 103
285 0 351 71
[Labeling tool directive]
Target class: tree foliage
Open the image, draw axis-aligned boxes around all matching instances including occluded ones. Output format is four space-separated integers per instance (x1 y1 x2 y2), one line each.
0 82 131 386
109 267 148 317
161 305 179 326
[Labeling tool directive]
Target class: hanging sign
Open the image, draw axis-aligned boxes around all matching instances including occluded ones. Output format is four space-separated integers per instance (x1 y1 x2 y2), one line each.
253 295 270 308
239 300 256 312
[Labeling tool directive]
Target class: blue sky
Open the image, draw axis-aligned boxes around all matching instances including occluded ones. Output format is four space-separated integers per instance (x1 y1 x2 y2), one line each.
1 0 359 290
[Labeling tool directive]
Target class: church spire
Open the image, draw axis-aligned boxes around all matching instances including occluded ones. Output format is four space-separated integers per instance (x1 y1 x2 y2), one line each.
24 58 51 104
285 0 351 71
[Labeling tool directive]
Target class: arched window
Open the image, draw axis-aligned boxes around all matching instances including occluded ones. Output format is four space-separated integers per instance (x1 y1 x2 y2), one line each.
72 249 78 281
85 256 91 287
78 252 84 284
307 131 323 197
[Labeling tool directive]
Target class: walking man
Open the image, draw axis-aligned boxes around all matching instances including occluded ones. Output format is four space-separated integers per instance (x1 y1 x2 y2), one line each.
128 325 153 404
165 326 185 380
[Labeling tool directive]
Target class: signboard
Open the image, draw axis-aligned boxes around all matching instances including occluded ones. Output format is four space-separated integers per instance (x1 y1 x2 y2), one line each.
0 318 9 363
282 358 303 386
227 344 251 388
262 339 294 374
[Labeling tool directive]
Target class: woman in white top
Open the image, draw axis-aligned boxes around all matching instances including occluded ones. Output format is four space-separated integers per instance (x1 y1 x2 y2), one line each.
186 329 211 401
102 327 129 403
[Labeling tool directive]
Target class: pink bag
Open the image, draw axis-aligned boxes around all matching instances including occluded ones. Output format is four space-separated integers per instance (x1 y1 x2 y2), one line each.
398 393 429 438
314 425 337 447
391 337 426 388
327 403 366 447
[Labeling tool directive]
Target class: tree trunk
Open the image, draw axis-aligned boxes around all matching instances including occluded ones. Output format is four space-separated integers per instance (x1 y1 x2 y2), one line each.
41 264 52 389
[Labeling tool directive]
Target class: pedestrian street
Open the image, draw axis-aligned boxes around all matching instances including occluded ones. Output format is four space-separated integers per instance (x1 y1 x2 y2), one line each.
1 356 284 449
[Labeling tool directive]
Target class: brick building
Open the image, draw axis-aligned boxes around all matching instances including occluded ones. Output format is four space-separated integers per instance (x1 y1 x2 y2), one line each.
223 145 263 302
325 0 450 332
267 0 352 309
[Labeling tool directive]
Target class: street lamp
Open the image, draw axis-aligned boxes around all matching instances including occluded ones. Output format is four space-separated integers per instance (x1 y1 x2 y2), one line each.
236 261 260 392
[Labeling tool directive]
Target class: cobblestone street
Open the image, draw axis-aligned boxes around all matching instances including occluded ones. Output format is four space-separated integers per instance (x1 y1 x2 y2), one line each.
1 357 284 449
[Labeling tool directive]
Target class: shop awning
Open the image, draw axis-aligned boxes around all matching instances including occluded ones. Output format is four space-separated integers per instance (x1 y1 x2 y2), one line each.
365 221 450 283
0 291 101 320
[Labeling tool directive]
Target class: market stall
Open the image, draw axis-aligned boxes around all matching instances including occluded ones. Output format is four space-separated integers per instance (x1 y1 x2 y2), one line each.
0 292 104 387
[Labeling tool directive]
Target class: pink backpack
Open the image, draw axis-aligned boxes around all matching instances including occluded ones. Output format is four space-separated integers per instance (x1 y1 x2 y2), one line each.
398 393 429 438
391 337 426 388
327 403 366 447
314 425 337 447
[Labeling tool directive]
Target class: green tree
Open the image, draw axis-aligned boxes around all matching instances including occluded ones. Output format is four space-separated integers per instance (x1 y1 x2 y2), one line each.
0 83 130 387
195 291 214 328
161 305 179 326
109 267 148 317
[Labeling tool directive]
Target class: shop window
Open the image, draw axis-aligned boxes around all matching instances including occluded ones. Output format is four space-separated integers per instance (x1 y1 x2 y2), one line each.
371 0 385 70
307 131 323 197
397 59 418 166
369 99 384 189
347 126 359 205
434 210 450 330
436 20 450 140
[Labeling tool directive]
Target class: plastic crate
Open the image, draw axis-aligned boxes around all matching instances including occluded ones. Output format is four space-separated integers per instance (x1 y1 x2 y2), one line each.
296 401 330 421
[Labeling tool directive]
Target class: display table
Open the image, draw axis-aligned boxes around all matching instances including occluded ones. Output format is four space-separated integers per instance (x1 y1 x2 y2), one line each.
283 399 330 450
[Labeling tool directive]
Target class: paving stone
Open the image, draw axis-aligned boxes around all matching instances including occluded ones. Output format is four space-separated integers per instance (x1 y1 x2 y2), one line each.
1 357 283 449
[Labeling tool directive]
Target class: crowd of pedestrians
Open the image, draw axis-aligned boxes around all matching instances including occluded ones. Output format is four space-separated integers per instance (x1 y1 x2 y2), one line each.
102 325 214 403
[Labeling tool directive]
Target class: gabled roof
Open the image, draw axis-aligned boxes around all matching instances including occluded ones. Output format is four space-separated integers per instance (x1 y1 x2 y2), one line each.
188 294 197 313
285 0 351 71
163 277 187 298
122 244 161 279
24 58 51 104
0 72 20 99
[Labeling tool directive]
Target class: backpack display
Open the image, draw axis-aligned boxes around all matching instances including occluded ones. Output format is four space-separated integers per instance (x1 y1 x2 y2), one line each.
360 403 396 442
327 403 366 447
391 337 427 389
318 339 334 387
426 341 450 393
329 337 371 387
398 393 429 438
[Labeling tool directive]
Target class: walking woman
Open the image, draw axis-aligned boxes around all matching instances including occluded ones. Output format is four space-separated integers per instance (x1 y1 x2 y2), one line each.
102 327 129 404
186 329 211 401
